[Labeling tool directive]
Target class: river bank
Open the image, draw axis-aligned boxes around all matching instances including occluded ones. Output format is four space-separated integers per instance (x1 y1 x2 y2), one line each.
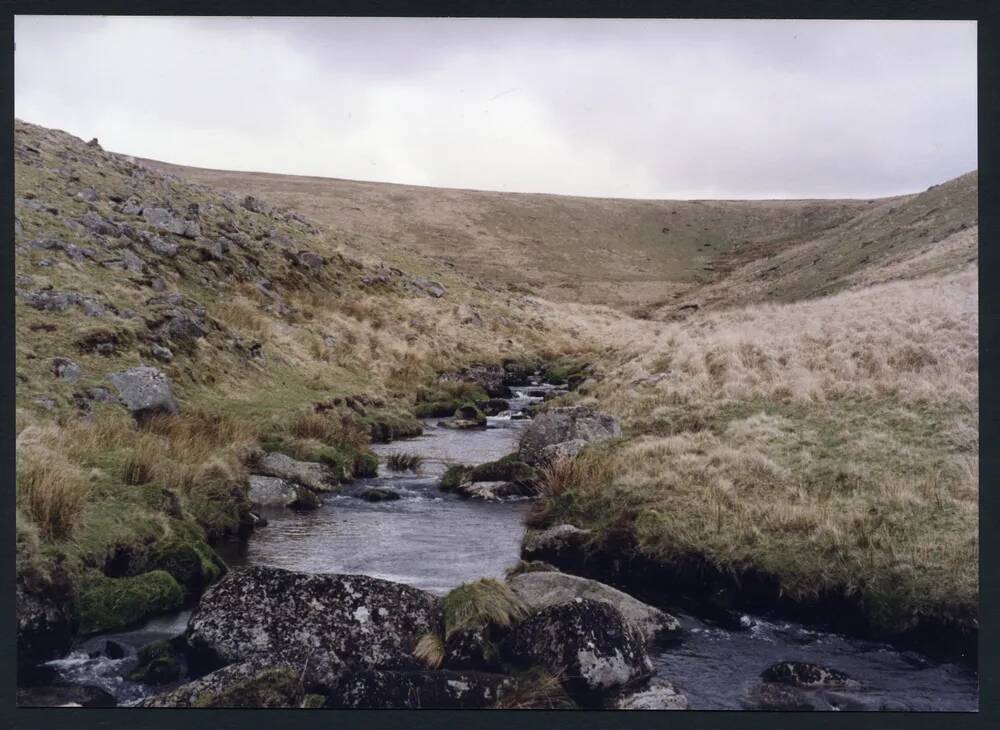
20 391 978 711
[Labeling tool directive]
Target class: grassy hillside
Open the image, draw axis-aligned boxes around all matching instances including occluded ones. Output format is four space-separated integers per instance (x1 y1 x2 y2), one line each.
138 157 879 313
16 117 978 658
13 119 585 644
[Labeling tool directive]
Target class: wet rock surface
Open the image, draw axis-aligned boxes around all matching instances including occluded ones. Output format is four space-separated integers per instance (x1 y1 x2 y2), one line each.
326 668 514 709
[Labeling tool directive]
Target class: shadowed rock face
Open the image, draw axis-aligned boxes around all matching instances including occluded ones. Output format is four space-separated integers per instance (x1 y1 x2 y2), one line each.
326 669 515 709
518 406 621 465
502 598 653 703
186 566 443 688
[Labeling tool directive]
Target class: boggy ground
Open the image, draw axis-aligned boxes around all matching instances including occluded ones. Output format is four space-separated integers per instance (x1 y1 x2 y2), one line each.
15 118 979 694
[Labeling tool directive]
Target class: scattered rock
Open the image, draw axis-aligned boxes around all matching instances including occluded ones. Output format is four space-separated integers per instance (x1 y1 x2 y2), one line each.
51 356 81 381
502 598 653 703
478 398 510 416
147 236 179 257
76 186 99 202
151 343 174 362
518 406 622 465
409 277 447 298
187 566 443 687
507 572 681 645
32 397 57 410
453 481 530 501
294 250 325 269
742 681 818 710
537 438 589 464
121 248 145 273
761 661 858 689
142 207 199 238
107 366 179 421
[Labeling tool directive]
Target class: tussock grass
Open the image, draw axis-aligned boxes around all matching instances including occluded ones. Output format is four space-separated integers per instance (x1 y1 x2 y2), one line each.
386 452 423 472
413 632 445 669
443 578 529 638
16 429 91 540
494 667 575 710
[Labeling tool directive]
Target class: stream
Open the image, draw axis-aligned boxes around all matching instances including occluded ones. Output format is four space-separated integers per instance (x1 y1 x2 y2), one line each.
35 384 979 710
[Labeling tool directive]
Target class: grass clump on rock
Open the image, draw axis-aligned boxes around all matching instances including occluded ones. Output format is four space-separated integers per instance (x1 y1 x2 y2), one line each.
443 578 529 638
413 632 445 669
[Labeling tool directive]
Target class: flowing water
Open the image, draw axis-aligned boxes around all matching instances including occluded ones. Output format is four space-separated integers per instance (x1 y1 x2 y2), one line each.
37 383 978 710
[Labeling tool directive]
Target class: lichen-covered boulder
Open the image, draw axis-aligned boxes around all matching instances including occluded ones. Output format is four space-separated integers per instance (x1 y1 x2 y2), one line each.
187 566 443 688
252 452 338 492
107 366 178 421
326 669 514 709
502 598 653 703
507 571 681 645
518 406 621 465
247 475 320 510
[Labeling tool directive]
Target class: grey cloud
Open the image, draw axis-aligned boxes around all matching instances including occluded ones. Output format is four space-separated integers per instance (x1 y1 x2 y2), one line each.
14 16 976 199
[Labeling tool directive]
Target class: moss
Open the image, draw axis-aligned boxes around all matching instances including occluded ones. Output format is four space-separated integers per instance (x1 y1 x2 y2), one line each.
128 639 182 685
141 530 227 599
440 465 472 492
193 668 304 708
468 454 540 485
301 693 327 709
364 410 423 443
78 570 184 635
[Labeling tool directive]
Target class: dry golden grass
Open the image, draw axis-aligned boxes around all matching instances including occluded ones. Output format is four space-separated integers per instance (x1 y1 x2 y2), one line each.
16 427 91 540
413 633 445 670
443 578 529 638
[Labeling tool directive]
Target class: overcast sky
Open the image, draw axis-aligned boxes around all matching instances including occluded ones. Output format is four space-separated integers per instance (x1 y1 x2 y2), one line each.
14 16 977 199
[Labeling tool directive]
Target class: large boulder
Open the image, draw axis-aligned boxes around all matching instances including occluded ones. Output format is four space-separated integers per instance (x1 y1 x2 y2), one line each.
502 598 653 703
187 566 443 688
453 481 531 501
247 475 320 511
106 366 178 421
518 406 621 465
507 572 681 645
326 669 514 709
252 452 338 492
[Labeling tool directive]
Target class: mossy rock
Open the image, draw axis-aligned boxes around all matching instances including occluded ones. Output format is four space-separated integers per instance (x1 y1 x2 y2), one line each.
440 465 473 492
414 401 458 418
143 534 227 599
455 403 486 425
78 570 184 635
468 454 540 486
192 667 304 708
128 639 183 685
365 411 423 443
352 450 379 478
